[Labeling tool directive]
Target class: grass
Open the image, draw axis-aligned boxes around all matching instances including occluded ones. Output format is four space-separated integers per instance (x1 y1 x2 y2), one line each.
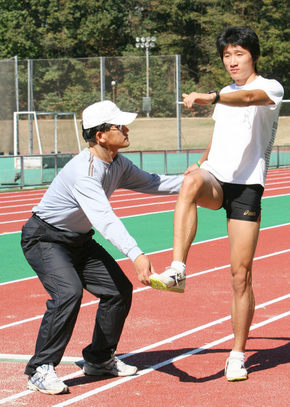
1 116 289 154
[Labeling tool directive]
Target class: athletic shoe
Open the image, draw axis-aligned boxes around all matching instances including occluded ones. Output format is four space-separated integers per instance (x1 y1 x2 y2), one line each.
149 266 186 293
83 356 138 377
225 357 248 381
27 363 69 394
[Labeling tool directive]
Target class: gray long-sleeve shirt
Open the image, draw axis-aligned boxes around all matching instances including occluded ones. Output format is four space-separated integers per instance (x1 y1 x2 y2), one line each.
34 149 183 262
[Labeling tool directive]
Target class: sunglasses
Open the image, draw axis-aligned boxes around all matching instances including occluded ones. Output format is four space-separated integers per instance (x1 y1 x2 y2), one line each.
111 124 124 131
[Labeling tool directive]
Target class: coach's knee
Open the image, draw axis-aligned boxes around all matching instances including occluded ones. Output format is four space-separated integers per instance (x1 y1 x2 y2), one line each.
59 282 83 309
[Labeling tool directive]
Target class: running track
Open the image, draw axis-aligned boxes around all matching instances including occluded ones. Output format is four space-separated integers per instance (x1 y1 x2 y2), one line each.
0 168 289 406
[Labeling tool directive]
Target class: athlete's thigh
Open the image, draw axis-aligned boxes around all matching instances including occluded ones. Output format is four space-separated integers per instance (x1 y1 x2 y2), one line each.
227 219 260 269
196 169 223 210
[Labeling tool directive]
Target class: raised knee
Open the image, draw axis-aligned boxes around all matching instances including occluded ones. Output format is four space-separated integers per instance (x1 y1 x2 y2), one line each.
181 172 204 197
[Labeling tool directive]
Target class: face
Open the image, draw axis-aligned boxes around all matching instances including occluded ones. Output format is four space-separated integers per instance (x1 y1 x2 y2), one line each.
223 44 257 86
98 124 130 152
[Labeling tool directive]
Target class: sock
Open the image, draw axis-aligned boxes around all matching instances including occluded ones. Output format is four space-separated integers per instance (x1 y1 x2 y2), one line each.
171 261 186 273
230 350 245 361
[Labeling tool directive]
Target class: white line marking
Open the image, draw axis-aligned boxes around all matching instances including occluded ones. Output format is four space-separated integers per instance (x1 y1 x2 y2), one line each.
0 210 32 216
1 248 289 330
113 199 176 210
0 197 41 204
265 186 290 191
49 312 290 407
0 354 80 362
0 218 28 225
0 300 288 406
0 203 37 209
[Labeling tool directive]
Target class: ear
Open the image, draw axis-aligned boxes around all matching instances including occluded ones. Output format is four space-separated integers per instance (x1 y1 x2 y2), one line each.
95 131 105 144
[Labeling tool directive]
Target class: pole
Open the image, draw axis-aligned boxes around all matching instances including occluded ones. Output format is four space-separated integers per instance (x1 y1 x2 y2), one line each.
100 57 106 101
176 54 182 150
146 48 150 118
27 59 34 154
14 56 19 113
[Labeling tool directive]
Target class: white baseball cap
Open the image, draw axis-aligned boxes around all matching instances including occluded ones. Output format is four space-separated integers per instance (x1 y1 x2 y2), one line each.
82 100 137 129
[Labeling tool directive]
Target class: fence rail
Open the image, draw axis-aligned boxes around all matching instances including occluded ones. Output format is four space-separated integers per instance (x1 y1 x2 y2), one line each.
0 146 289 190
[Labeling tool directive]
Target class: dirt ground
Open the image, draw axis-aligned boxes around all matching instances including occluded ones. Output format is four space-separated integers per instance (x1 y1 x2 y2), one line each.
1 116 289 154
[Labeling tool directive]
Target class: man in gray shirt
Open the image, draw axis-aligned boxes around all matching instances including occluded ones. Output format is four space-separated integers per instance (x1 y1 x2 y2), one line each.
21 100 183 395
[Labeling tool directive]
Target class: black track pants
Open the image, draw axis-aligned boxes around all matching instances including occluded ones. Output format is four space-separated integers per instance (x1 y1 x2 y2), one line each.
21 214 133 376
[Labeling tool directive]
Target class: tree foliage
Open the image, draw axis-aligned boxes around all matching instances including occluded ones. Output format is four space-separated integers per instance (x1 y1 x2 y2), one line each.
0 0 288 115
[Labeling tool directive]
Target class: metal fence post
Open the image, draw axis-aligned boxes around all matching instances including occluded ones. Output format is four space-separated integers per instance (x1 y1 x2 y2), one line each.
28 59 34 154
140 151 143 170
100 57 106 101
14 56 19 112
176 55 181 151
164 150 167 174
20 155 24 188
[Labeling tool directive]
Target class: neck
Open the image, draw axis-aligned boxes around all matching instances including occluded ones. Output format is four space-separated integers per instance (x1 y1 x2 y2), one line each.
89 144 116 162
235 72 258 86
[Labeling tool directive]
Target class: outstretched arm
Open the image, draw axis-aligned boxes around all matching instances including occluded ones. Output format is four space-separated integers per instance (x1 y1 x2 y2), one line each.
182 89 274 109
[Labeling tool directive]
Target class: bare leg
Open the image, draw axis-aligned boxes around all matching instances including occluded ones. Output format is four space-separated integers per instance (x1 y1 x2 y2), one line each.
227 219 260 352
173 169 223 263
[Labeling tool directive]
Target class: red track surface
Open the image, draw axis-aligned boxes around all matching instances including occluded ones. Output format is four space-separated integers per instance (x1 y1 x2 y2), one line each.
0 168 289 406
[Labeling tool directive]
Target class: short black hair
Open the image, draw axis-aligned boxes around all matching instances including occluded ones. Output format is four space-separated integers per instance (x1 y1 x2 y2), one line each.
216 26 260 72
82 123 113 142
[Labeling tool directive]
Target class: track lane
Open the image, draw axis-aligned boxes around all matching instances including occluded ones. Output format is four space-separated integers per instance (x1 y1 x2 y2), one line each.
0 168 289 406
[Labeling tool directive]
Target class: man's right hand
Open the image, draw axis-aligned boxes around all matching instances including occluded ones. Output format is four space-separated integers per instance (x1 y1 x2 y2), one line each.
133 254 155 286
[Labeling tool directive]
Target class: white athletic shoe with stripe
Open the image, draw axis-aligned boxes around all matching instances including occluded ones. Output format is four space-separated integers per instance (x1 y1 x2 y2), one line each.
149 266 186 293
225 357 248 381
27 363 69 394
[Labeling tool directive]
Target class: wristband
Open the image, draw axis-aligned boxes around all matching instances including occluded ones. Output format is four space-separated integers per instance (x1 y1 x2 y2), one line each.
208 90 220 104
196 160 201 167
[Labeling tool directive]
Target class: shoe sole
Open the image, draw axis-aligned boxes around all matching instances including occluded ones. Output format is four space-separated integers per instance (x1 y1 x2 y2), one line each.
149 276 185 293
28 381 69 395
226 376 248 382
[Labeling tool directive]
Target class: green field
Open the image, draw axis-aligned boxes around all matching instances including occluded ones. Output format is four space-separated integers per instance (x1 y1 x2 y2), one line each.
1 194 289 284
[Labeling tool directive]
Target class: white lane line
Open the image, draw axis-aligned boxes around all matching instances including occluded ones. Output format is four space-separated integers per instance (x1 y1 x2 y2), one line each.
0 218 28 225
0 248 289 330
0 203 38 209
49 312 290 407
0 210 32 216
113 199 176 210
0 299 288 406
0 197 42 204
1 294 289 364
0 354 80 363
266 180 290 185
265 186 290 191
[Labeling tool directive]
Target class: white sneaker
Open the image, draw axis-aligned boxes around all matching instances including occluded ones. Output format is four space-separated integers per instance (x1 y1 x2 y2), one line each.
225 357 248 381
149 266 186 293
83 356 137 377
27 363 69 394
